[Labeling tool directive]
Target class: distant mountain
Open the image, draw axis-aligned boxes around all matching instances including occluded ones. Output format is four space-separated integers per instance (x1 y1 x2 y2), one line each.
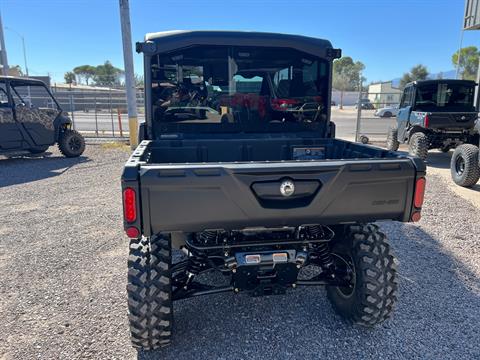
391 69 456 87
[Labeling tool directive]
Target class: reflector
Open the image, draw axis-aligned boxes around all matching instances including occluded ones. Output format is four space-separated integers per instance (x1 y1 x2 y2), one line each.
126 226 140 238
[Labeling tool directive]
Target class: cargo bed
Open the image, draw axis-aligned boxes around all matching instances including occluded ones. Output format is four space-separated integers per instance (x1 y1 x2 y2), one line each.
122 136 425 235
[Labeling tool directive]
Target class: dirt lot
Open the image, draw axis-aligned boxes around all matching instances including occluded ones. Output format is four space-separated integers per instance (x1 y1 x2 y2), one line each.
0 145 479 360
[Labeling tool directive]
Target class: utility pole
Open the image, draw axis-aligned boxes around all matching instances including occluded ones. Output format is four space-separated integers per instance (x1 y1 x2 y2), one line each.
0 11 9 76
5 27 29 76
119 0 138 149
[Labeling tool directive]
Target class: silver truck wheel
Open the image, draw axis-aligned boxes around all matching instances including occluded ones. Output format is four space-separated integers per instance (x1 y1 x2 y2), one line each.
127 234 173 350
450 144 480 187
327 224 398 327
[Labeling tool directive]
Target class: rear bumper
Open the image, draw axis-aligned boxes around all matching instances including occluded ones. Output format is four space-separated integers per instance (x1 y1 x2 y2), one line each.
131 158 422 234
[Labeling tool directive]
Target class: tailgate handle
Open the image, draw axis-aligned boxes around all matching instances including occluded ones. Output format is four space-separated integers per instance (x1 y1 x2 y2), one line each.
251 179 321 202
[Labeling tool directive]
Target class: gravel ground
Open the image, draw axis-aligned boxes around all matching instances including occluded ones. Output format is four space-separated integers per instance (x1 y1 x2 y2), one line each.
0 145 479 360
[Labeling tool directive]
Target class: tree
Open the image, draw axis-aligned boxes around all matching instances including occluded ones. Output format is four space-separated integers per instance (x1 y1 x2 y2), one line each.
400 64 429 88
93 61 124 87
332 56 365 109
8 65 23 77
73 65 96 85
64 71 76 84
134 74 144 88
452 46 480 80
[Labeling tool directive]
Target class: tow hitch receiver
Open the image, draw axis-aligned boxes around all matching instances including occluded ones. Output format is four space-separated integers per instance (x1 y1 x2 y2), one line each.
233 250 306 296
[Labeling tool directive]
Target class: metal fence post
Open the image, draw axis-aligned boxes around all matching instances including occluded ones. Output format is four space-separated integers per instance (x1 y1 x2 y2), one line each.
94 92 99 137
355 87 362 142
117 108 124 137
69 93 76 130
109 87 115 137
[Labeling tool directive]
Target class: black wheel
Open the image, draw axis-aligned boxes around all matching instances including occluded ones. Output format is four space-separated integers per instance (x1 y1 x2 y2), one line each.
28 145 49 154
198 109 207 120
127 234 173 350
327 224 398 327
383 111 392 118
450 144 480 187
386 127 399 151
408 132 429 161
58 129 85 157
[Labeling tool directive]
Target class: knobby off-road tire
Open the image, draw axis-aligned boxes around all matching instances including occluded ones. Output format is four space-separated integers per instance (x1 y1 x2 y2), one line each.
386 127 400 151
450 144 480 187
327 224 398 327
127 235 173 350
408 132 429 161
58 129 85 157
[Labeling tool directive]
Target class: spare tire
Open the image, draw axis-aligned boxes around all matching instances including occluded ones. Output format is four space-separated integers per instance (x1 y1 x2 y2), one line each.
450 144 480 187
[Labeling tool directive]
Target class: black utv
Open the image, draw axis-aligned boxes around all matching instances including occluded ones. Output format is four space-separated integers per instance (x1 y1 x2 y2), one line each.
386 79 479 161
123 31 427 350
0 76 85 157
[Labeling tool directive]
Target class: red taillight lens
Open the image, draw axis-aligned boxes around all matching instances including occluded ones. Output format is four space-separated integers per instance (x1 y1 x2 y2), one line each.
123 187 137 222
271 98 300 111
424 115 429 128
414 177 426 208
126 226 140 238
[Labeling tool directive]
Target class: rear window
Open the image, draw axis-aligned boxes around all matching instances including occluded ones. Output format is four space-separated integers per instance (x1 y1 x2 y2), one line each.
149 45 330 134
415 83 475 112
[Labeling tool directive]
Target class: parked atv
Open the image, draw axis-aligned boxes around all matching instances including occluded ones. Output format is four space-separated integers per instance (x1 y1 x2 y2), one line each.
450 120 480 187
386 80 478 161
0 76 85 157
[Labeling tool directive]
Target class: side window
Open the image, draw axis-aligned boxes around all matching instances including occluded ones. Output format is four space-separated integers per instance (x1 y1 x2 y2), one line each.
0 84 10 107
401 87 412 108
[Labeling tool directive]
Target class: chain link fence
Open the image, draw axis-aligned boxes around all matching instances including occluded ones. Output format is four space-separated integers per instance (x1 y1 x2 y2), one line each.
352 91 400 145
49 87 145 138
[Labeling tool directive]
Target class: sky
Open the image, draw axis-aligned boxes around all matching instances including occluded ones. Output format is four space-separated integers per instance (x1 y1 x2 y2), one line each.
1 0 478 84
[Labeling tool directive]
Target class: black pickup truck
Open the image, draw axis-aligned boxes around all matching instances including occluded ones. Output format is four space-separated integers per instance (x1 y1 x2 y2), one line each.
122 31 427 350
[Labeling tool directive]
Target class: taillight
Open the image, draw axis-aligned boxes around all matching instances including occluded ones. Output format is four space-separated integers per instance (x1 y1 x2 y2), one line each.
271 98 300 111
414 177 426 208
123 187 137 222
424 114 429 128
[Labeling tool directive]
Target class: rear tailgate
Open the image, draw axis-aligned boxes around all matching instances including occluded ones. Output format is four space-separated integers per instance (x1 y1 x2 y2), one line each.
412 111 477 130
131 158 423 235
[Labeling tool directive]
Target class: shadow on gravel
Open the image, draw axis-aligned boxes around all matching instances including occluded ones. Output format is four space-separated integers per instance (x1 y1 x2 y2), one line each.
426 151 451 169
0 153 90 187
137 222 480 360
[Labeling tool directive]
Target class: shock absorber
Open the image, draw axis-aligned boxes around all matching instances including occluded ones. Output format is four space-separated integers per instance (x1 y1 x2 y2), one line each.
304 225 334 270
186 248 208 275
197 230 218 245
315 242 334 270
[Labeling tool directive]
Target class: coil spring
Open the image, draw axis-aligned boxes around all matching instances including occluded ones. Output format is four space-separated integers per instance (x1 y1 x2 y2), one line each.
187 248 208 275
315 242 334 270
304 226 334 270
305 225 324 239
197 230 218 245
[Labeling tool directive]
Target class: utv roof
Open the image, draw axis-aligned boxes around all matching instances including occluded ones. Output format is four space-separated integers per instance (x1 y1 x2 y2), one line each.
0 75 47 86
138 30 340 59
407 79 477 87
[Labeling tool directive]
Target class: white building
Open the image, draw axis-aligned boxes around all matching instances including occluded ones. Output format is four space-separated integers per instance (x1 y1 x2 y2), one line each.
368 81 402 108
